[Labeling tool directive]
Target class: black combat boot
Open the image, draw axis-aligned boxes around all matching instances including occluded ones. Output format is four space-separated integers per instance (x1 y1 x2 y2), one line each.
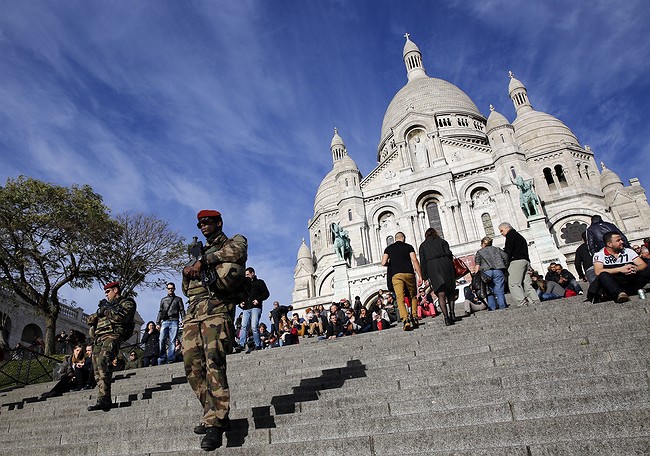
87 397 112 412
200 427 224 451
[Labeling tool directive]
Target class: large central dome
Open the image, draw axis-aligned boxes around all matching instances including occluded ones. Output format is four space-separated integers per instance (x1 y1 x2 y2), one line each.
380 76 482 141
380 35 482 143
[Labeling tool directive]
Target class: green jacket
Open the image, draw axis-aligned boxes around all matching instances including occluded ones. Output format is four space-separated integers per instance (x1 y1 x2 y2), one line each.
183 230 248 320
93 295 137 341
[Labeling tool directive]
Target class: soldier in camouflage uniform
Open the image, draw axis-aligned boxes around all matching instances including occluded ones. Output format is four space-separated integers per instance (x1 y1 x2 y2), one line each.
86 281 137 412
182 210 248 451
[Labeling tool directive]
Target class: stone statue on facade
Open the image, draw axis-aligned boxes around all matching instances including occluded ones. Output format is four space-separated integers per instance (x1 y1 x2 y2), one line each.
411 134 429 168
512 175 541 218
331 222 352 266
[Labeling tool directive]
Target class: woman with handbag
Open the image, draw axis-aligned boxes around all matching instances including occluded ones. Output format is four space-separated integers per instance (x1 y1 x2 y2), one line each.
473 236 509 310
418 227 457 326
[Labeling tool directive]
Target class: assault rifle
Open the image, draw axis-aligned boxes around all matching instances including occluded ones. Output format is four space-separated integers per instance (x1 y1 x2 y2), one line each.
187 236 217 287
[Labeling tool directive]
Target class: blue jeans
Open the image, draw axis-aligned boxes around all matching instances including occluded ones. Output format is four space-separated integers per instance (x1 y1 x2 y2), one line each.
158 320 178 364
483 269 507 310
539 292 563 301
564 279 583 293
238 307 262 348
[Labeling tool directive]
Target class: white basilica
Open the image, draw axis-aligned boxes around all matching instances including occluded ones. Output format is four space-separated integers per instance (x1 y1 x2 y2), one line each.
291 35 650 310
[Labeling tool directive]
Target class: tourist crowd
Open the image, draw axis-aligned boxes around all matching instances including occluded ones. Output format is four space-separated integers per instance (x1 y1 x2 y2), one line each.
37 215 648 408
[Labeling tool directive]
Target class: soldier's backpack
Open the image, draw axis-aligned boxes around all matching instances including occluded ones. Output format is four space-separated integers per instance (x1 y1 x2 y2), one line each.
212 234 248 294
117 298 137 341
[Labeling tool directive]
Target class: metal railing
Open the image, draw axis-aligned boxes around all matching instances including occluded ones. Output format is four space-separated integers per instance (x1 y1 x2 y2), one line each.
0 347 62 391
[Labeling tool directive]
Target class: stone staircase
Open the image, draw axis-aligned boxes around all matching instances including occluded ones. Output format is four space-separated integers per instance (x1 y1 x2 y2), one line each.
1 295 649 455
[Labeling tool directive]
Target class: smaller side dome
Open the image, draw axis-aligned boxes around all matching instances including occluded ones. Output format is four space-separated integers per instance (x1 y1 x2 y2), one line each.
331 127 345 148
402 33 420 56
508 70 526 94
486 104 511 133
297 239 311 260
599 162 624 195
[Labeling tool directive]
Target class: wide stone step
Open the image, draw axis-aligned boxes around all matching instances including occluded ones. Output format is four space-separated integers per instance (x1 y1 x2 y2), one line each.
0 297 648 455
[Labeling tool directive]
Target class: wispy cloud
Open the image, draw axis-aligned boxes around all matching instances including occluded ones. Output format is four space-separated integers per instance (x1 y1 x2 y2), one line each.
2 0 648 325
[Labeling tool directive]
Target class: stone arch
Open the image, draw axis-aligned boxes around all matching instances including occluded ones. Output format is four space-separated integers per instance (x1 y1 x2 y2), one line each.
548 213 592 245
316 269 335 297
553 163 569 187
405 126 431 169
459 177 500 203
416 191 446 238
409 185 452 210
547 209 597 227
368 202 405 225
464 183 500 240
363 290 383 309
395 116 433 142
378 210 399 249
20 323 43 345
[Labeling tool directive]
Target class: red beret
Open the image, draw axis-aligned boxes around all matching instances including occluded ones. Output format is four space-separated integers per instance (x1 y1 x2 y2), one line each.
197 210 221 220
104 281 120 290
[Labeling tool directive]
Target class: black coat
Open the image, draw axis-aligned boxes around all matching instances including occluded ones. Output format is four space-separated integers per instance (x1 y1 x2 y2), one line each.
244 277 270 309
574 242 593 279
504 228 530 262
586 218 629 255
419 236 455 294
141 330 160 357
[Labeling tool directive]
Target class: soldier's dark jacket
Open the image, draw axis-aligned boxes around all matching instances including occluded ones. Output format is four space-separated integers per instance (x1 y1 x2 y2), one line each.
93 296 137 340
182 230 248 319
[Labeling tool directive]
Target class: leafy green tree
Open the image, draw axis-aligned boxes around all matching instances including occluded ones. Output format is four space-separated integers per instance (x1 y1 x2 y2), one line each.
0 176 119 355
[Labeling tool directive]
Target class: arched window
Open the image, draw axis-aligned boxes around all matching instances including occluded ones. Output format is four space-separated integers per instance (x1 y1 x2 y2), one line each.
543 167 556 190
510 166 517 179
425 201 444 237
348 209 352 221
584 165 590 180
345 178 349 187
543 167 554 184
555 165 568 187
379 212 398 250
481 213 495 236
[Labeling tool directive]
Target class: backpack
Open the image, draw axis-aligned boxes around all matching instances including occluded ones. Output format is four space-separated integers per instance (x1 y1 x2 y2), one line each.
212 234 248 294
117 298 136 341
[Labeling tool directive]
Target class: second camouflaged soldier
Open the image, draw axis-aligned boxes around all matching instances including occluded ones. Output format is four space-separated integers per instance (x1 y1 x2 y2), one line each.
182 210 248 451
87 281 137 412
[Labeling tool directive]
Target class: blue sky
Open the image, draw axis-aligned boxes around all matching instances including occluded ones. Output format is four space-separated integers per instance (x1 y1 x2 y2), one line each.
1 0 648 326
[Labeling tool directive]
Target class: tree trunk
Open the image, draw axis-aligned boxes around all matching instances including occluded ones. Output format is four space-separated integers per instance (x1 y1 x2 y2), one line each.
44 311 58 356
0 312 7 352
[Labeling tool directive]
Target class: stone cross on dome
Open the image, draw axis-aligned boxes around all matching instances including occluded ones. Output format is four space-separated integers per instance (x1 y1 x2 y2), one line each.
404 32 410 40
508 70 514 78
489 104 495 112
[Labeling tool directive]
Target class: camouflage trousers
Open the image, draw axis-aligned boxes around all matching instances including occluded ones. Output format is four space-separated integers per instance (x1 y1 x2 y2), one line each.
182 313 234 428
92 335 120 401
